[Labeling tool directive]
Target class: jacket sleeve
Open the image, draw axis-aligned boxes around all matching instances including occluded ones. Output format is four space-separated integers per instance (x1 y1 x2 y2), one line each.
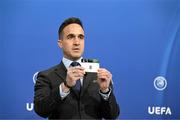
101 86 120 119
33 72 62 118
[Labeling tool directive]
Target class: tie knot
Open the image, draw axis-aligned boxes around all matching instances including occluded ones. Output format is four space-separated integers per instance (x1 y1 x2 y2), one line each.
70 61 81 67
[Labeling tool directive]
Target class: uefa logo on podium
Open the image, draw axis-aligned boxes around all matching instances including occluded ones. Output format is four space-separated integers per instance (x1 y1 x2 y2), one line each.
154 76 167 91
33 72 39 84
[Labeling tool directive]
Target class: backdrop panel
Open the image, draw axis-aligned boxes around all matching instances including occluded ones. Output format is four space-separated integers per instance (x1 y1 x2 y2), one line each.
0 0 180 119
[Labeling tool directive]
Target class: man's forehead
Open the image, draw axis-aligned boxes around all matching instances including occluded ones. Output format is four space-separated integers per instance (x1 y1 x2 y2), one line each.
63 23 84 34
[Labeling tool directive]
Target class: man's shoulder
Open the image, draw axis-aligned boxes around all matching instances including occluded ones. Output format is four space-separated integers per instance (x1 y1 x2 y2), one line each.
38 63 63 76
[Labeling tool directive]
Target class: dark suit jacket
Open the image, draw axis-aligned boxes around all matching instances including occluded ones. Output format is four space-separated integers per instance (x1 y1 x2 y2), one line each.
34 62 120 119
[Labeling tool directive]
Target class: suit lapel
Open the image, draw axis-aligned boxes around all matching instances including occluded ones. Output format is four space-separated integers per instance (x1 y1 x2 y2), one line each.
54 62 67 82
54 61 81 98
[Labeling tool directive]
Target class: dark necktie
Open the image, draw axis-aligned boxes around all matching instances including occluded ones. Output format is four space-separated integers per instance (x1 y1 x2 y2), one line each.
70 61 81 93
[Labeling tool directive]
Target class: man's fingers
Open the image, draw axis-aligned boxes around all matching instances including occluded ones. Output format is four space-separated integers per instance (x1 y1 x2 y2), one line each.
98 72 112 80
98 68 111 75
69 67 85 74
70 66 84 71
98 68 109 72
73 72 84 78
67 67 84 82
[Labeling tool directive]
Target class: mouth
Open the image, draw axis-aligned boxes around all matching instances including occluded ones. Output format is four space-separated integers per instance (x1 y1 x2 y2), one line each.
72 48 80 52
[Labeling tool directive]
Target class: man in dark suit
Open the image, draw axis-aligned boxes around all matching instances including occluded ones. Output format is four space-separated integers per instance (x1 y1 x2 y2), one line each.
34 17 120 119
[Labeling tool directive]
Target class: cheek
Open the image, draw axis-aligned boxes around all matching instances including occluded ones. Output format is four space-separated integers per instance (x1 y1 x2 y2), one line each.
63 42 72 48
81 41 85 47
61 43 71 52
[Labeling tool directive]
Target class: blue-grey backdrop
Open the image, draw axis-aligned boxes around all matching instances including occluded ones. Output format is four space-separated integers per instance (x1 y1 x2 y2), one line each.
0 0 180 119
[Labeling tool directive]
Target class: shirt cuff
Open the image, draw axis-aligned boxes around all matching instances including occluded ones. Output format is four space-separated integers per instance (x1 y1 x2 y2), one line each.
99 88 112 101
59 83 70 100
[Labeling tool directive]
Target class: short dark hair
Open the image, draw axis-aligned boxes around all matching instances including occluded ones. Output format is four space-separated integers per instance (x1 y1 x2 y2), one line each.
58 17 84 39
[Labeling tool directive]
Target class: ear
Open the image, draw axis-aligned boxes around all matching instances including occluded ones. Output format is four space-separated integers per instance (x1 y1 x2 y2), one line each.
57 39 63 48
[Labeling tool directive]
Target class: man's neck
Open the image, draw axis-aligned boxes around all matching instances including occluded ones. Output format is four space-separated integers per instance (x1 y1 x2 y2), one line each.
63 56 82 61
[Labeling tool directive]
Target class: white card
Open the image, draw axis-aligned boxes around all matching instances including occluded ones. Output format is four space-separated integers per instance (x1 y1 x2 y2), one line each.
81 62 100 72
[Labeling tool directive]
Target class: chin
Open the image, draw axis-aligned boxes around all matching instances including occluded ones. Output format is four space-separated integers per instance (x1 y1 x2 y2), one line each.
70 54 81 60
71 57 81 61
69 52 83 60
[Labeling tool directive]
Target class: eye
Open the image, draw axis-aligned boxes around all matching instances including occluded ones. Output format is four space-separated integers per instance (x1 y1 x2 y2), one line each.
78 34 84 39
67 34 75 40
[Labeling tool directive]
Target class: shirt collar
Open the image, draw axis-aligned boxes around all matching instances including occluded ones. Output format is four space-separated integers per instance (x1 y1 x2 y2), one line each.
62 57 83 69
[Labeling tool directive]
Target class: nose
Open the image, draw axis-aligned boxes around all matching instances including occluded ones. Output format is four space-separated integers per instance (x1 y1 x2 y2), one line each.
73 37 80 45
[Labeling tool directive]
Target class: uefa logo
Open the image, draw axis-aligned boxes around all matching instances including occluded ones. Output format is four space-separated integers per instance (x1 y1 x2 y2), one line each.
33 72 39 84
154 76 167 91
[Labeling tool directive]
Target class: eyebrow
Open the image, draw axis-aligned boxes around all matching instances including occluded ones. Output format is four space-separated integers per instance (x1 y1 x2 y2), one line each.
67 34 75 37
67 33 84 37
78 34 84 37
